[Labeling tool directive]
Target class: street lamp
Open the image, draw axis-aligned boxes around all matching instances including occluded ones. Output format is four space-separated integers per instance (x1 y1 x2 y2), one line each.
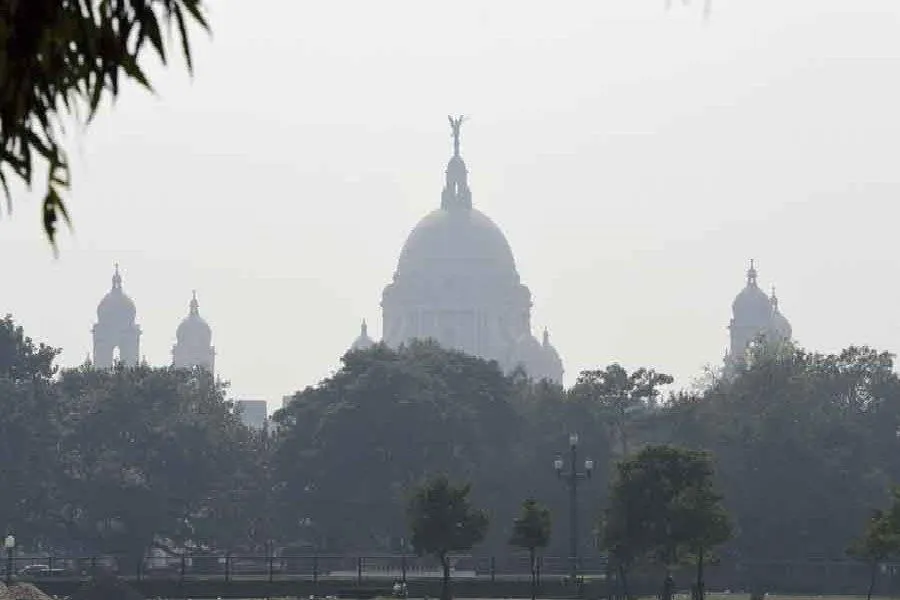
554 433 592 583
4 534 14 585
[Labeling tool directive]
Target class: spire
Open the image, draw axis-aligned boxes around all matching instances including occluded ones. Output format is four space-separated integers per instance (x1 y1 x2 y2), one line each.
450 115 464 157
360 319 368 337
441 115 472 210
190 290 199 315
770 285 779 310
112 263 122 289
542 328 550 347
746 259 758 287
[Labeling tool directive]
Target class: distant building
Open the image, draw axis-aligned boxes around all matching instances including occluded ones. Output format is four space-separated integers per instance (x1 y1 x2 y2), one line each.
350 117 564 383
90 265 218 374
172 291 216 372
92 264 141 368
349 320 375 351
725 260 792 374
235 399 268 429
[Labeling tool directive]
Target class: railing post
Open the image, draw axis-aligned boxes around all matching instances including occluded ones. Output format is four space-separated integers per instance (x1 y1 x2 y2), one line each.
313 555 319 583
225 551 231 583
180 555 186 583
490 555 496 583
401 554 407 584
357 556 363 584
268 553 275 583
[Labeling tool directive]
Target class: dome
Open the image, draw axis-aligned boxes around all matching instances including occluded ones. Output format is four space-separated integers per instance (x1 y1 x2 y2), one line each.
542 329 564 372
97 265 136 324
395 207 519 282
770 291 792 340
176 292 211 346
732 261 772 322
350 320 375 351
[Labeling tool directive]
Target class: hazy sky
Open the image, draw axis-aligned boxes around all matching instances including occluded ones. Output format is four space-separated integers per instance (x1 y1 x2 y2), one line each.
3 0 900 410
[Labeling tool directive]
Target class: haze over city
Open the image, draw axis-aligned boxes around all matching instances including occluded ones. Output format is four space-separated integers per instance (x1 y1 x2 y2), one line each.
2 0 899 409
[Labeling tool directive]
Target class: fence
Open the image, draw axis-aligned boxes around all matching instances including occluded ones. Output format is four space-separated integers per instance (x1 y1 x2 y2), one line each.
3 553 899 596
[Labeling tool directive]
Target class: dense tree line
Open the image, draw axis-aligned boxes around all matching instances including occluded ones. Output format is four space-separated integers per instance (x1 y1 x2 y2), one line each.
2 314 900 572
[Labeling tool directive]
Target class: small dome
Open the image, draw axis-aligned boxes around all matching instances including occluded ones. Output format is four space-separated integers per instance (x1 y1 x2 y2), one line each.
732 261 772 323
350 320 375 351
542 329 564 373
770 291 792 340
176 291 212 346
97 265 136 324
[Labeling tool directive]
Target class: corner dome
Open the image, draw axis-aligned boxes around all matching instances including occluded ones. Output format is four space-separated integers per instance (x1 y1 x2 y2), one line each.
395 207 519 282
732 261 771 321
350 320 375 351
176 292 211 346
770 291 792 339
97 265 136 324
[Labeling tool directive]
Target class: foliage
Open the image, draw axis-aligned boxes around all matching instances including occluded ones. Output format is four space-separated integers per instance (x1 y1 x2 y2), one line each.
510 497 551 553
271 340 518 552
571 364 673 457
407 474 488 600
0 316 66 545
0 0 207 247
849 487 900 600
602 445 730 599
664 344 900 561
54 364 249 566
510 497 551 600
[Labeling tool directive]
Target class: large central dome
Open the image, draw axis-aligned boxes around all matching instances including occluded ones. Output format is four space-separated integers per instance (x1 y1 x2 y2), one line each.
395 206 519 283
377 116 564 383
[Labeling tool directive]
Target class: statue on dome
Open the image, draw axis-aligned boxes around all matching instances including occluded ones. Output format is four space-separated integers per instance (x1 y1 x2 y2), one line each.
448 115 465 156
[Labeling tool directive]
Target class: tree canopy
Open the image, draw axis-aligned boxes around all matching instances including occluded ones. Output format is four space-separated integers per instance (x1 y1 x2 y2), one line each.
510 497 552 600
0 0 207 247
407 474 489 600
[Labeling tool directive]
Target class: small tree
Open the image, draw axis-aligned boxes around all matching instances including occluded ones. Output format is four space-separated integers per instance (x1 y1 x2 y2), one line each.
849 489 900 600
509 498 552 600
407 475 489 600
601 445 731 600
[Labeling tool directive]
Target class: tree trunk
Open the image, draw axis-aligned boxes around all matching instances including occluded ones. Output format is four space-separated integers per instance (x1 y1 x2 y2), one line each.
440 553 451 600
695 546 705 600
618 563 630 600
530 547 537 600
662 569 674 600
867 560 878 600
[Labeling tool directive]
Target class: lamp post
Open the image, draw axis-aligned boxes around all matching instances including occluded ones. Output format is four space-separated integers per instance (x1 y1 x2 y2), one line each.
4 534 14 586
554 433 593 584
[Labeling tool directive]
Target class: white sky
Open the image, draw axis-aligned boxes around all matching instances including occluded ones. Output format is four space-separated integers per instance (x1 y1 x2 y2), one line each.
2 0 900 410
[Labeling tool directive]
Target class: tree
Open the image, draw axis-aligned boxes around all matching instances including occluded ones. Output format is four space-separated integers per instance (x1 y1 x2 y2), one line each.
407 475 489 600
665 344 900 563
849 487 900 600
601 445 731 600
271 341 518 552
0 1 207 246
0 316 66 546
55 364 250 569
572 364 673 457
509 498 551 600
